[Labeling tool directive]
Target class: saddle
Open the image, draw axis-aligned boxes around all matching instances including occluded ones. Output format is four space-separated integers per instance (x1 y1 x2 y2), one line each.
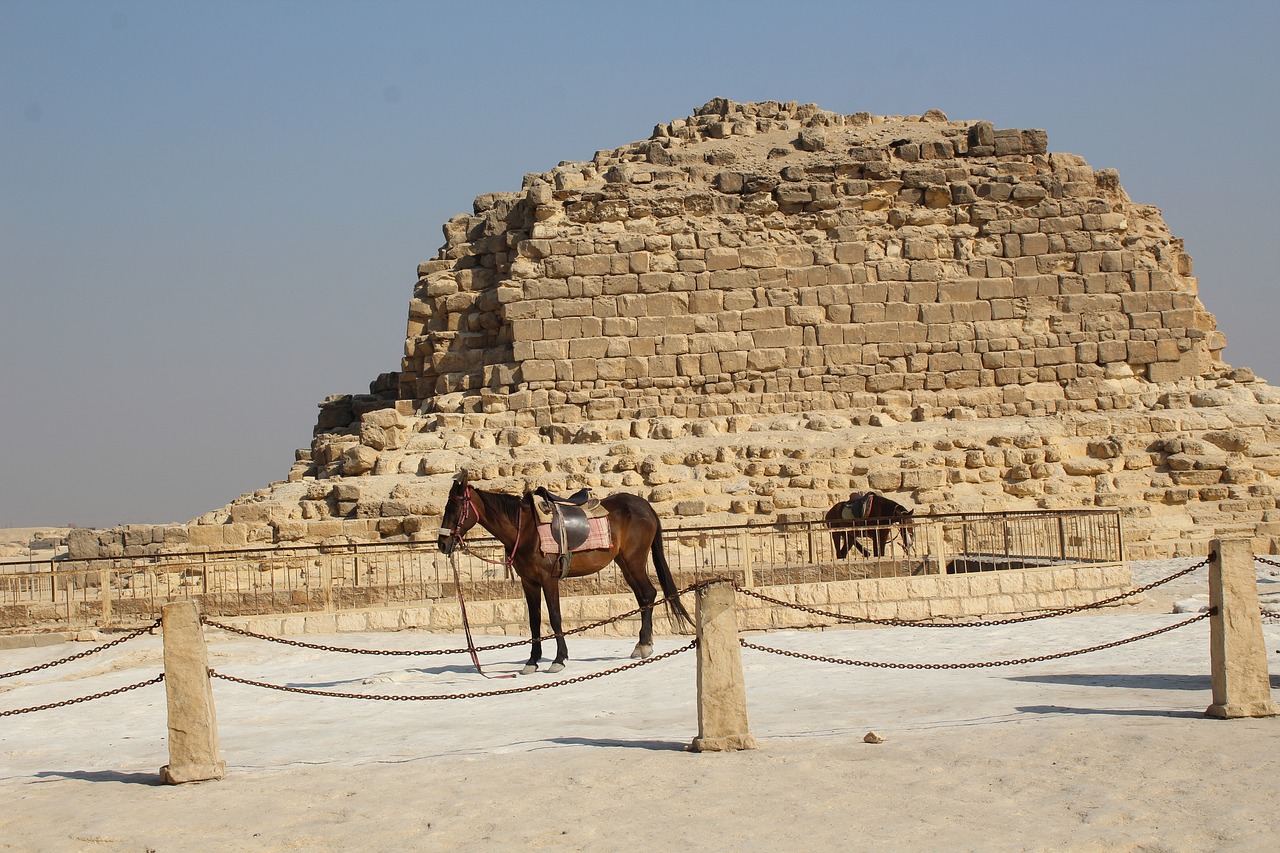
531 487 610 578
839 492 876 521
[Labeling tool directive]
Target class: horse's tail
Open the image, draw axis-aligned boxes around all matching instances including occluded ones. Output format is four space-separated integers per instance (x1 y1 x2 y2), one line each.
651 519 693 631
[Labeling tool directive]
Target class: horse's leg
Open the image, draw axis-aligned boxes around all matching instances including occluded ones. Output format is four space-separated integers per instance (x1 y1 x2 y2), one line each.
543 579 569 673
833 530 848 559
873 530 885 558
520 578 543 675
615 549 658 659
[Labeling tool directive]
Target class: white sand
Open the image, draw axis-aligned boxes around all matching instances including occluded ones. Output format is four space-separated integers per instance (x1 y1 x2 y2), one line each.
3 558 1279 852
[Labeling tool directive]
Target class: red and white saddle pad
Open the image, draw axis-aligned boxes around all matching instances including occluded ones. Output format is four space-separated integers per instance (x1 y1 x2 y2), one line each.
537 517 612 554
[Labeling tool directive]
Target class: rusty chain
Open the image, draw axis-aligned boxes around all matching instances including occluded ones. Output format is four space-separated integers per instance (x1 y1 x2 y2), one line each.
1 673 165 718
1224 554 1279 620
731 555 1214 629
201 583 704 656
208 639 696 700
741 610 1214 670
0 619 161 680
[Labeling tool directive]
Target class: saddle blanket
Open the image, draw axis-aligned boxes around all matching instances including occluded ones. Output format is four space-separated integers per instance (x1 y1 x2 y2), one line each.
537 517 612 554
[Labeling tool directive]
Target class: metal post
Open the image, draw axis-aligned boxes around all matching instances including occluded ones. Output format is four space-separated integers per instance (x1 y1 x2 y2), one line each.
691 581 757 752
321 556 333 613
1206 539 1278 719
929 523 946 575
99 567 112 628
159 601 226 783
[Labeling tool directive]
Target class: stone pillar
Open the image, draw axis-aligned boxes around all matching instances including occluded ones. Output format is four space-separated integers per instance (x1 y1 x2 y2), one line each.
691 581 757 752
1205 539 1278 719
159 601 226 783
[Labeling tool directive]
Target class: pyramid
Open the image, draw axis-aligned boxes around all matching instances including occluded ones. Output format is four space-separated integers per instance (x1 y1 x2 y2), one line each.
71 100 1280 561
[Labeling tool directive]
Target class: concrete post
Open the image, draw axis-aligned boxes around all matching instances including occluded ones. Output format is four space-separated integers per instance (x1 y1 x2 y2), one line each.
691 581 757 752
159 601 226 783
1206 539 1278 719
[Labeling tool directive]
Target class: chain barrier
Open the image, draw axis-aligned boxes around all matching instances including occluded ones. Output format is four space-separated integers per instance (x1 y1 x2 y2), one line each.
741 610 1213 670
1 673 165 718
0 619 161 680
200 583 705 656
731 555 1214 630
1241 555 1279 620
208 639 696 701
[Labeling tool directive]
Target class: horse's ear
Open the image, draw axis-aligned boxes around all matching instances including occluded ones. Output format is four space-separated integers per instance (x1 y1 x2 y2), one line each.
454 471 468 487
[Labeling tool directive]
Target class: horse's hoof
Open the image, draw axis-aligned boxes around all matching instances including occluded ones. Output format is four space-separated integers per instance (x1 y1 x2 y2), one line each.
548 662 565 674
520 664 538 675
630 644 654 659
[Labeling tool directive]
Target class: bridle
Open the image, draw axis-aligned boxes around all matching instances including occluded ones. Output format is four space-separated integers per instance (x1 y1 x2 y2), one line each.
895 509 916 550
438 483 519 680
438 484 478 552
439 484 521 570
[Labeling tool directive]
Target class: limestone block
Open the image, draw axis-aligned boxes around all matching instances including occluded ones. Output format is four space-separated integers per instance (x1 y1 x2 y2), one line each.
706 248 741 270
187 525 228 549
902 469 947 489
1207 538 1279 718
159 602 225 784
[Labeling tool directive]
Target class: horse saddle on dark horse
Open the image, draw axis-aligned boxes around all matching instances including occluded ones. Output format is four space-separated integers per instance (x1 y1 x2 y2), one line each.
531 487 610 578
839 492 876 521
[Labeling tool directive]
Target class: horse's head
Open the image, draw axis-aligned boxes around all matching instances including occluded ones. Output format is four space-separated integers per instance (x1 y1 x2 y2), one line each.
437 472 476 555
897 508 916 552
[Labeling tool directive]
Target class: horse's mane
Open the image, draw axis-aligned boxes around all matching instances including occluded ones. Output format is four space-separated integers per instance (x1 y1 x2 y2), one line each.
474 487 525 528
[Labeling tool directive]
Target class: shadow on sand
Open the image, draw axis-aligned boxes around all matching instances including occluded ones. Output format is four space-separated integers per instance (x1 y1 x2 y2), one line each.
1016 704 1206 719
33 769 163 786
547 737 687 752
1009 672 1280 690
1007 673 1213 691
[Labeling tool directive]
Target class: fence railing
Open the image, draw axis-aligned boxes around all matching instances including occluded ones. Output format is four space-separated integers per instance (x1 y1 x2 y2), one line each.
0 509 1123 631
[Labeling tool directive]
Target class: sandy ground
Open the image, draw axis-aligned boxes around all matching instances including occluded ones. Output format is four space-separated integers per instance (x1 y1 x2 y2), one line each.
2 558 1279 853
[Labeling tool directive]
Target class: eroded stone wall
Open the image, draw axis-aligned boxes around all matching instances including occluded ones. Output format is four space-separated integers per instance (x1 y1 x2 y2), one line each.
396 99 1216 432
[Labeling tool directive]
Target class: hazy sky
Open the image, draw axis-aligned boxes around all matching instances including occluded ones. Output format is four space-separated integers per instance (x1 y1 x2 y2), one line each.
3 0 1278 529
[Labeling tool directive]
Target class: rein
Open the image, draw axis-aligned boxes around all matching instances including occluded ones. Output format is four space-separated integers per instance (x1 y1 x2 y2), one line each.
449 555 515 679
444 485 520 679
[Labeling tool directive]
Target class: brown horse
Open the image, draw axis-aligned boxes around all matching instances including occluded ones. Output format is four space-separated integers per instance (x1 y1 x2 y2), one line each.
826 492 916 558
437 473 691 674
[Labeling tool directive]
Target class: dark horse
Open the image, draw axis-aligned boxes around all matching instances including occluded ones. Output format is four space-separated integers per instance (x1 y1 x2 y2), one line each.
825 492 916 558
437 473 691 674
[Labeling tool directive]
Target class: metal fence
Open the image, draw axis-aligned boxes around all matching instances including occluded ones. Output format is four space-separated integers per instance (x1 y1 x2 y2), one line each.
0 509 1123 631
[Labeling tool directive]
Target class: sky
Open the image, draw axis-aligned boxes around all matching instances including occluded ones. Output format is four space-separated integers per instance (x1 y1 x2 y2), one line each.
2 0 1278 529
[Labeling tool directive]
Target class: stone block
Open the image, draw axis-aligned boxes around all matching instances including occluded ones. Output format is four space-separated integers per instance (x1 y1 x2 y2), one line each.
706 248 741 270
867 471 903 490
187 525 227 549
